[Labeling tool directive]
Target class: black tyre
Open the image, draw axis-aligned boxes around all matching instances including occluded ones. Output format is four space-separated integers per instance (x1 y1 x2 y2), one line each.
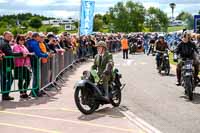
110 87 121 107
164 62 170 75
74 87 99 115
185 77 193 101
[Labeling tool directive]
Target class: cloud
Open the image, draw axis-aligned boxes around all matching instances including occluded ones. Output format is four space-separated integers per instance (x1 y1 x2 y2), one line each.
0 0 7 3
0 0 199 19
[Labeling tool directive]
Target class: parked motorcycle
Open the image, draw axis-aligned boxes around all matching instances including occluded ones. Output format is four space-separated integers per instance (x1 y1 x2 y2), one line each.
74 69 125 115
181 59 195 101
148 43 156 56
157 50 170 75
129 42 137 54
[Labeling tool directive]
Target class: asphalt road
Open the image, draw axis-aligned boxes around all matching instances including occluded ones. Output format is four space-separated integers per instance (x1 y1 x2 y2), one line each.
1 52 200 133
115 53 200 133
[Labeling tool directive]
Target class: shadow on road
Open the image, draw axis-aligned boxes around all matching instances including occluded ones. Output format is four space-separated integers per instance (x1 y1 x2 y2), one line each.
0 95 58 110
0 60 92 110
180 92 200 104
78 107 125 121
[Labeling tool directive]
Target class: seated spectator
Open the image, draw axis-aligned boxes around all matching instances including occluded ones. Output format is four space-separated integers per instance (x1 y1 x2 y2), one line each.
13 35 31 99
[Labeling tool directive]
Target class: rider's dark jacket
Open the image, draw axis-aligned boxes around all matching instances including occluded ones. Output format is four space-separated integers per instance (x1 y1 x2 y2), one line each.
155 40 168 51
175 41 198 59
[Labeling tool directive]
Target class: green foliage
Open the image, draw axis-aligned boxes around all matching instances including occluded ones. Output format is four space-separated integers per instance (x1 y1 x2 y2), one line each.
146 7 169 32
94 14 103 31
176 11 194 30
176 11 191 20
46 26 60 34
102 13 110 25
108 1 145 32
0 13 55 35
29 17 42 30
168 26 185 32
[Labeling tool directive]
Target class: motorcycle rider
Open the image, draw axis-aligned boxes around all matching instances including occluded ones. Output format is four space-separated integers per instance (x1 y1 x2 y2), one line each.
92 41 114 101
155 36 169 69
175 32 199 86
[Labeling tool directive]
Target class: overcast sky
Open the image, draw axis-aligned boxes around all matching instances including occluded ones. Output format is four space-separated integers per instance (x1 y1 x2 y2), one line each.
0 0 199 19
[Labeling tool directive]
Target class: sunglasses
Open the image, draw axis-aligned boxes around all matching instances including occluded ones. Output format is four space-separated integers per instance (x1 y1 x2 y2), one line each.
19 39 25 41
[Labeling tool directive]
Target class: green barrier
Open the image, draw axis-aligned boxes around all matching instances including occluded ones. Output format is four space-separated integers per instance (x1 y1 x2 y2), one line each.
0 55 40 97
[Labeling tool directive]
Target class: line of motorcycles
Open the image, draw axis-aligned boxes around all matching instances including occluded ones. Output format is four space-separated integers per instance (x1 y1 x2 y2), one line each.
149 43 199 101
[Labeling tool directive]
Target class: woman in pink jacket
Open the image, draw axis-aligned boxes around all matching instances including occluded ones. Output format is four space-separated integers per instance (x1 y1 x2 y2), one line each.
13 35 32 98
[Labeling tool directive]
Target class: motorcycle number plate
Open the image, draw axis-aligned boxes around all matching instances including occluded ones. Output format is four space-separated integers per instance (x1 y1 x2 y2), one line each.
185 64 192 69
185 72 192 76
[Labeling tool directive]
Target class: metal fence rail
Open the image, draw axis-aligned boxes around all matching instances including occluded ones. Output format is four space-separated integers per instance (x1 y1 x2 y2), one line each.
0 50 75 96
0 56 40 96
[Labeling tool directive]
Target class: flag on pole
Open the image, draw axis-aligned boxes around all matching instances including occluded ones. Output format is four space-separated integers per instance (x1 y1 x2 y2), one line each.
80 0 95 36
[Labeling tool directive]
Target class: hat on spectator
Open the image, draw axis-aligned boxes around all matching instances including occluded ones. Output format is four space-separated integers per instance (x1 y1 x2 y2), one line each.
47 33 55 39
39 33 45 37
32 32 40 38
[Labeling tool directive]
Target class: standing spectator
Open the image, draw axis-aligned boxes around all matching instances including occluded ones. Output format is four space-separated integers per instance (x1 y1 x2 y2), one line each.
26 32 49 97
13 35 31 99
0 31 23 100
91 36 97 58
39 33 51 88
26 31 33 41
80 36 87 57
121 35 129 59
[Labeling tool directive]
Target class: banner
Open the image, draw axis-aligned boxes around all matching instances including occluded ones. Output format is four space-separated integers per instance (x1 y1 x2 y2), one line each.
80 0 95 36
194 15 200 33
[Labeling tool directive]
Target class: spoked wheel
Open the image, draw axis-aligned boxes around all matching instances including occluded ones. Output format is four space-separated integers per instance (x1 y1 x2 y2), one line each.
110 87 121 107
164 62 170 75
185 77 193 101
74 87 99 115
165 68 170 75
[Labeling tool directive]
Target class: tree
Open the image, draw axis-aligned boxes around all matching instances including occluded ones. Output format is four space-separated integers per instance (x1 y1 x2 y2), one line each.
93 15 103 31
46 26 60 34
74 21 79 29
108 1 145 32
102 13 111 25
169 3 176 20
176 11 194 29
29 17 42 30
146 7 169 32
198 10 200 15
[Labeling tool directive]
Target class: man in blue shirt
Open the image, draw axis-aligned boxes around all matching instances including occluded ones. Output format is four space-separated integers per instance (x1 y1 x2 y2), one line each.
26 32 49 97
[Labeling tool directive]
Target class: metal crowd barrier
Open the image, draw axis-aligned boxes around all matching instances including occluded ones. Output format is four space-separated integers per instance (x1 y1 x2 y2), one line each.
0 56 40 96
0 50 75 96
40 50 75 90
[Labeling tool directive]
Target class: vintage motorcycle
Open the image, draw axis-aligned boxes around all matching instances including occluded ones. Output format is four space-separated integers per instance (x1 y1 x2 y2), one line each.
74 69 125 115
157 50 170 75
181 59 196 101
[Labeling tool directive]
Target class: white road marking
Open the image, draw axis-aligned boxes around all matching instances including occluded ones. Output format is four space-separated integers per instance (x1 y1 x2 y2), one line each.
119 107 162 133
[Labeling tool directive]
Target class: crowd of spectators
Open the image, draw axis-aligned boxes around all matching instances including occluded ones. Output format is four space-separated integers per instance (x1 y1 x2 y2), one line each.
0 31 123 100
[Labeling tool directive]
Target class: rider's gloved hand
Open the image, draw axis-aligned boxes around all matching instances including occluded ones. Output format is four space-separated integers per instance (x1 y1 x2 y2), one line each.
103 70 110 76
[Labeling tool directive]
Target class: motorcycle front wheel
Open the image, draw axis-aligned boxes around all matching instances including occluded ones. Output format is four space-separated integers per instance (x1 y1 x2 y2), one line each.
164 62 170 75
110 86 121 107
74 87 99 115
185 77 193 101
